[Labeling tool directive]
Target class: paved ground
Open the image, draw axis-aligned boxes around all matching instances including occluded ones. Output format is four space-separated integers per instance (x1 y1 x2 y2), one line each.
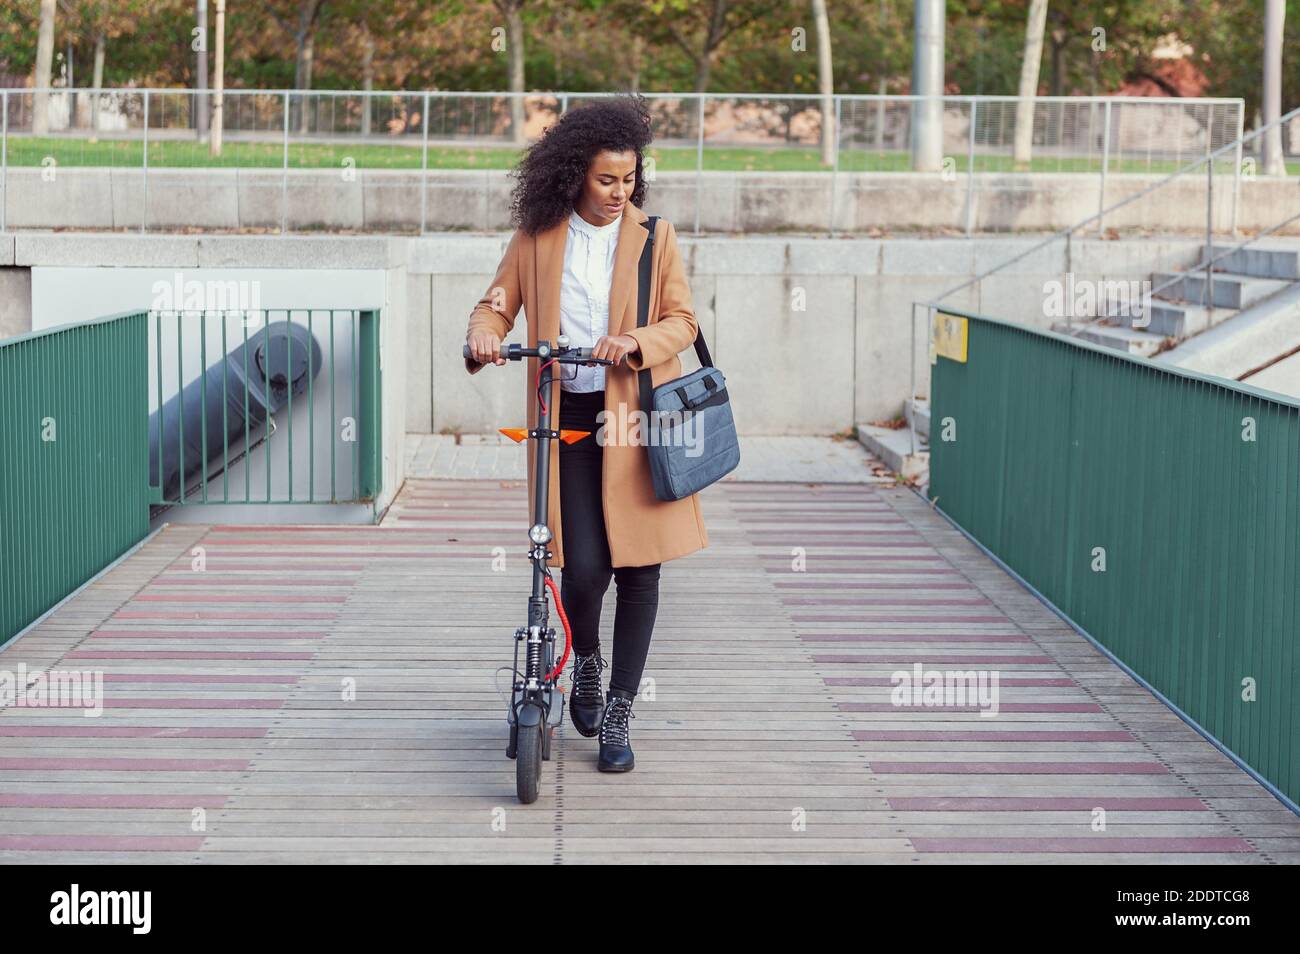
1 438 1298 863
406 432 897 484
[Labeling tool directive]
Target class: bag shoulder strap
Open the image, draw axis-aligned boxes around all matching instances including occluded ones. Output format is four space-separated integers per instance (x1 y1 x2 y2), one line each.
635 216 715 371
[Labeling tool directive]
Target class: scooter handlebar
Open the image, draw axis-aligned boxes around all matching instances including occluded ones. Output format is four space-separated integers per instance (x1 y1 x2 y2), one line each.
464 342 614 366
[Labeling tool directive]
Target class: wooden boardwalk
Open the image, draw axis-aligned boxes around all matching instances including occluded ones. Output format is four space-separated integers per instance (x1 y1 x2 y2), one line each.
2 477 1298 863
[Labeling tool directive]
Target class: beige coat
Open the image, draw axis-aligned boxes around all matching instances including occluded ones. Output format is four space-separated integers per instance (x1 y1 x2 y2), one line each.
464 203 710 569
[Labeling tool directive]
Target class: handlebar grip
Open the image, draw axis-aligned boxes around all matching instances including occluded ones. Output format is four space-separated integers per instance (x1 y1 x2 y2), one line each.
464 343 505 362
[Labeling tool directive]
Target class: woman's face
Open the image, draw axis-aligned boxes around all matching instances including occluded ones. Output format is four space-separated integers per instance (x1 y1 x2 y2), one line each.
577 149 637 226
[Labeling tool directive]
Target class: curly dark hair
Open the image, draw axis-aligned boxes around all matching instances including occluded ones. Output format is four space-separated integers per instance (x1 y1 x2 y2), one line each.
508 94 654 236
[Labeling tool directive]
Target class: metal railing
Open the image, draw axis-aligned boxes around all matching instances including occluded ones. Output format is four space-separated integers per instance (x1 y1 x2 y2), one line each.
0 311 150 646
929 307 1300 814
148 308 383 507
0 87 1260 235
904 101 1300 454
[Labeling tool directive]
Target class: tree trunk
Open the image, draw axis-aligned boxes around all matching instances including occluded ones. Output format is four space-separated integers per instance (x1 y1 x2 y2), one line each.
196 0 209 138
1013 0 1049 168
89 34 105 142
361 26 374 137
33 0 57 135
504 1 526 145
629 34 642 91
298 32 314 134
210 0 225 157
812 0 835 167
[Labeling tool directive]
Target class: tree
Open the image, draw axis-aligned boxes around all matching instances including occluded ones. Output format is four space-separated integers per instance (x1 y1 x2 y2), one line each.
210 0 225 156
1013 0 1048 168
267 0 328 132
493 0 527 144
33 0 57 134
812 0 834 166
616 0 789 93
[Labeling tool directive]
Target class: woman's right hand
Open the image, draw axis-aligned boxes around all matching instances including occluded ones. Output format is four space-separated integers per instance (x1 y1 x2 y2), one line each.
467 331 507 367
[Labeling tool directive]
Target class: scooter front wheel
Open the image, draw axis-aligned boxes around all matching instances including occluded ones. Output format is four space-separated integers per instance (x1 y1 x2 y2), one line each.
516 721 543 804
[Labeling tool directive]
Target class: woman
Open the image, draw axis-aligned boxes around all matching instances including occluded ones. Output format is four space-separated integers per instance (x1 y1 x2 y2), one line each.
464 94 709 774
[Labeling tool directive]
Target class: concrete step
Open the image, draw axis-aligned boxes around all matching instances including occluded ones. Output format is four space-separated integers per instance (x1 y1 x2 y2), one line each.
1058 321 1168 358
1152 271 1290 310
1204 243 1300 280
904 397 930 441
1155 282 1300 380
1119 301 1240 338
856 423 928 480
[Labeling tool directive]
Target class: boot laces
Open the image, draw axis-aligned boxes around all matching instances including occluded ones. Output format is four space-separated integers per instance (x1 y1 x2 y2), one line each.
600 695 635 747
571 652 606 703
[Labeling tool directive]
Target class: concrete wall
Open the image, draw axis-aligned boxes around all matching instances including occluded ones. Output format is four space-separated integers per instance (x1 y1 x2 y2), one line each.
412 232 1208 432
2 168 1292 235
4 230 1209 439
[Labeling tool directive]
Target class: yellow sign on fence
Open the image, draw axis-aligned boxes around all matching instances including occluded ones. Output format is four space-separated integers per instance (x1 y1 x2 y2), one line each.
932 312 968 363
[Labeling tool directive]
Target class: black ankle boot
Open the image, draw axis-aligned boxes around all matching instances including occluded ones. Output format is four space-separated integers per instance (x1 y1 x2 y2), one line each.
569 651 606 738
597 688 637 772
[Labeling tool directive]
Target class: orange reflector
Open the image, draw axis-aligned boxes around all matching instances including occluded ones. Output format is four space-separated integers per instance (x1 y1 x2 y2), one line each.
498 427 592 444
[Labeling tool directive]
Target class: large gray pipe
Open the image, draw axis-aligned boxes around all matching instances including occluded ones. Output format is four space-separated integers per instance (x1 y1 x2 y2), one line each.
149 321 323 503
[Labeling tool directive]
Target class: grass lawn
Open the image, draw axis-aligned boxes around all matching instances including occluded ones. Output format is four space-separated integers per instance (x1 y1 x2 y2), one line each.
2 136 1285 177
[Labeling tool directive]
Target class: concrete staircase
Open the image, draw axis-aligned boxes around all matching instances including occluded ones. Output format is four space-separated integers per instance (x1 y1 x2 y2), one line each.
855 397 929 479
1056 244 1300 358
1155 244 1300 388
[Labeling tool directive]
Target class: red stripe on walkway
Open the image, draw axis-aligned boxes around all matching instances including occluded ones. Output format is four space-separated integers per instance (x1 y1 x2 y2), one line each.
151 576 357 586
814 654 1054 665
888 797 1206 811
93 629 325 640
132 594 347 604
0 835 206 851
0 757 250 771
842 703 1103 713
831 677 1074 686
101 674 299 684
910 837 1252 853
95 698 284 709
800 634 1030 643
853 730 1131 741
0 725 268 738
0 794 229 808
113 610 337 620
68 651 312 660
871 761 1167 775
785 621 1008 629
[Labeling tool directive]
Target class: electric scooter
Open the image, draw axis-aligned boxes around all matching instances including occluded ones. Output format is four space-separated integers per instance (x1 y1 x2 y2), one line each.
463 336 614 804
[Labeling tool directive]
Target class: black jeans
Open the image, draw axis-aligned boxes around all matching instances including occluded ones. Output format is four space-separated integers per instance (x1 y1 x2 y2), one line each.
557 387 661 696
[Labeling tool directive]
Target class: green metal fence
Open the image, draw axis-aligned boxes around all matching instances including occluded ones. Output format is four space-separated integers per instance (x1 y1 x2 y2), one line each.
930 307 1300 810
0 312 150 647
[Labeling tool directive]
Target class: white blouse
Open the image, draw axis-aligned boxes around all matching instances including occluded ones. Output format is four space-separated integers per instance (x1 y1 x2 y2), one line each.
559 208 622 392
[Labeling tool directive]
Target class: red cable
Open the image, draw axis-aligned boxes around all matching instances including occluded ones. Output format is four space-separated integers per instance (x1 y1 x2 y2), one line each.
542 572 572 684
536 358 558 415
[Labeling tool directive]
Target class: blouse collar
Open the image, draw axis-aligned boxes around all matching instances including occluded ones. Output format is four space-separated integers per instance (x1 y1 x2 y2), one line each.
568 207 622 239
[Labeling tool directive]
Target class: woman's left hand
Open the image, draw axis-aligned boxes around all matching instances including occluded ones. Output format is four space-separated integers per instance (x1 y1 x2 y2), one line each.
591 334 640 366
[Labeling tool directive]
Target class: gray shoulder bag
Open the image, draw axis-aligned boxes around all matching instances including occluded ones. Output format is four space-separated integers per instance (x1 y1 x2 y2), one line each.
634 215 741 501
